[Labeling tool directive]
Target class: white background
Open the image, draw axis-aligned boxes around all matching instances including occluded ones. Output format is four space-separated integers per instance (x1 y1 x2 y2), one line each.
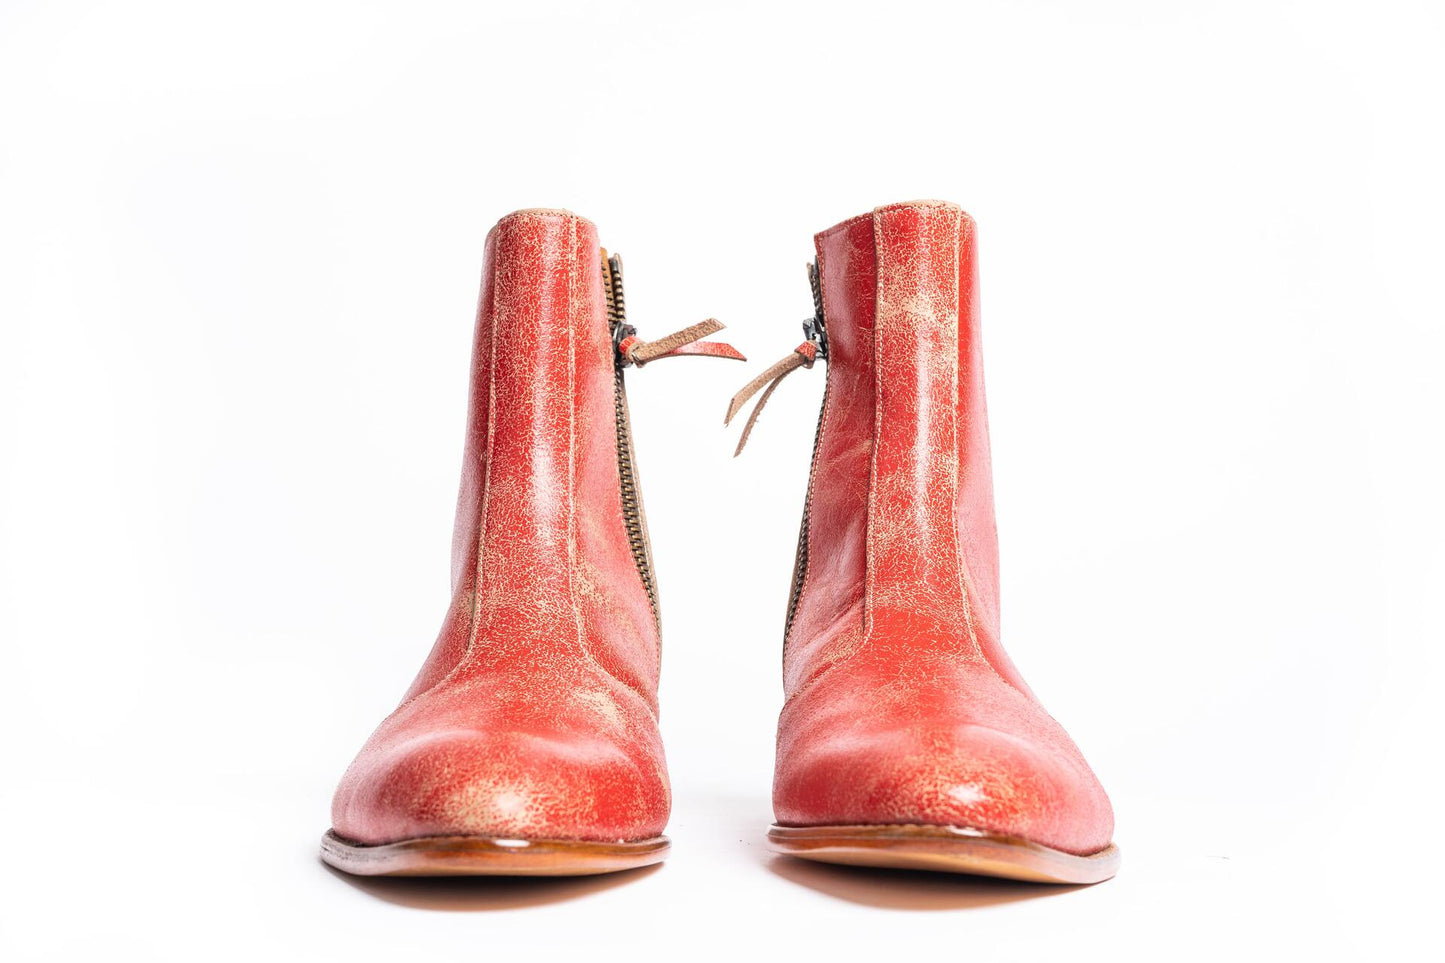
2 1 1441 959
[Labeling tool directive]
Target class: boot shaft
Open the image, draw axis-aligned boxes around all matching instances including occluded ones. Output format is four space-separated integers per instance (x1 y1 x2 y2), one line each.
786 201 1025 694
406 209 661 703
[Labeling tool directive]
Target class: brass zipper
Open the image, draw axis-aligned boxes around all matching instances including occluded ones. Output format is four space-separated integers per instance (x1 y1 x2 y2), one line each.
602 253 661 634
783 261 830 643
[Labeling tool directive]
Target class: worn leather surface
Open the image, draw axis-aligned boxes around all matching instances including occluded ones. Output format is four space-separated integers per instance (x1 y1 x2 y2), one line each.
331 209 670 844
774 201 1115 855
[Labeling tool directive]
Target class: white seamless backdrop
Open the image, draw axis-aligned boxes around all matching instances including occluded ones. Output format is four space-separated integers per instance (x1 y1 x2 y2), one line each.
1 2 1441 960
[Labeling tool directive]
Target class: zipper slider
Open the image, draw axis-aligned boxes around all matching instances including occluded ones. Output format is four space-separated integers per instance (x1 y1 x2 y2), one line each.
602 252 634 362
612 320 639 358
802 261 829 360
801 316 828 359
601 249 743 369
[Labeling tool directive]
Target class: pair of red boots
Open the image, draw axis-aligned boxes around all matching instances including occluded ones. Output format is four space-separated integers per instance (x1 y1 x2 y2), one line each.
321 201 1118 884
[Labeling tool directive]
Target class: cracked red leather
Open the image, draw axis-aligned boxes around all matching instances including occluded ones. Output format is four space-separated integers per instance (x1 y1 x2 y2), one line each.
331 209 670 844
773 201 1115 855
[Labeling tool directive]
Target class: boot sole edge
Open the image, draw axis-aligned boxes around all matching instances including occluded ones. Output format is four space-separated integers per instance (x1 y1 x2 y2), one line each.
766 823 1119 884
319 829 669 877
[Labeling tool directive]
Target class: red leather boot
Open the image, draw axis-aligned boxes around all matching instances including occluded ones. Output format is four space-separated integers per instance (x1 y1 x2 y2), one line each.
729 201 1119 883
323 208 742 876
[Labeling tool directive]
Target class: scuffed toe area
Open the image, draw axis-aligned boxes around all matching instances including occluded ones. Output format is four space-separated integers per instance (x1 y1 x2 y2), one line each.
333 730 668 844
332 669 670 845
774 660 1113 855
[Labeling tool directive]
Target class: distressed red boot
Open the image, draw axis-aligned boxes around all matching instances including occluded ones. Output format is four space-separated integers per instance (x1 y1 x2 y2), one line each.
323 208 742 876
729 201 1119 883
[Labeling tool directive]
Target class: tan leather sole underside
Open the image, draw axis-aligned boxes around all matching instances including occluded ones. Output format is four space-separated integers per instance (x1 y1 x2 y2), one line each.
767 824 1120 884
320 830 670 877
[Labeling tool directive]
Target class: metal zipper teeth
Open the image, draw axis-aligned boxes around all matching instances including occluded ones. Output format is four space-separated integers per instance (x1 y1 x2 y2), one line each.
783 261 829 643
602 254 661 633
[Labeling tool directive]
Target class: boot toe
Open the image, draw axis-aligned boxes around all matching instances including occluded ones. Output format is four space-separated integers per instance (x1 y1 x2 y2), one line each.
775 671 1114 854
332 728 670 845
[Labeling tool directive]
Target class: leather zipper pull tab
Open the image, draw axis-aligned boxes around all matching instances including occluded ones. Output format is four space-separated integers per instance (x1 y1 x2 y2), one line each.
725 340 819 456
726 260 828 456
618 319 746 367
602 250 744 369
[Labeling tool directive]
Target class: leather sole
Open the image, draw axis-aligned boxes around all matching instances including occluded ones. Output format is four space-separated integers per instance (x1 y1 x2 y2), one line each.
319 830 670 877
766 824 1120 884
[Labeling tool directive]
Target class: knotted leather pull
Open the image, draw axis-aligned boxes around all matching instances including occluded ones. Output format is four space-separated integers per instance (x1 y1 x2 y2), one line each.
618 319 747 368
724 341 819 456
